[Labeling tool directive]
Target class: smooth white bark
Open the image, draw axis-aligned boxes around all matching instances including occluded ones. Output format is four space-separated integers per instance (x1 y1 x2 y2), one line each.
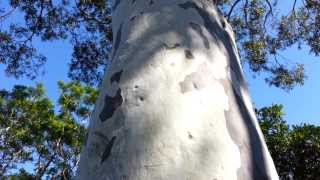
77 0 279 179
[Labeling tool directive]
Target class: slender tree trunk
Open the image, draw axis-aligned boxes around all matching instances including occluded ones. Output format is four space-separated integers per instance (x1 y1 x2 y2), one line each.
76 0 279 179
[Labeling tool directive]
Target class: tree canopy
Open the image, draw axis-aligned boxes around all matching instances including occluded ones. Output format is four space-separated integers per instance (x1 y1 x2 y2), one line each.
257 104 320 180
0 0 319 89
0 81 97 178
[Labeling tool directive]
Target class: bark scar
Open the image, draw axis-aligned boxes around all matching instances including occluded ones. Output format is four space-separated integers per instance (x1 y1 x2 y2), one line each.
99 88 123 122
101 136 117 164
110 70 123 84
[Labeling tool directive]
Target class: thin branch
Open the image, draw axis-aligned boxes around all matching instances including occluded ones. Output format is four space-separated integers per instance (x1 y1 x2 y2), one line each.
263 0 274 32
292 0 298 13
36 153 55 179
0 8 16 21
244 0 249 28
227 0 242 21
265 0 274 16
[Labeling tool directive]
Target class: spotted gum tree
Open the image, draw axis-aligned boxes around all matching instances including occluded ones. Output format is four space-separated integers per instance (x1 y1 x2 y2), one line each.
76 0 279 179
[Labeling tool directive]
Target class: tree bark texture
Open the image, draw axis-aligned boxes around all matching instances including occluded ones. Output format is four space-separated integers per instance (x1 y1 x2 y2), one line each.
76 0 279 179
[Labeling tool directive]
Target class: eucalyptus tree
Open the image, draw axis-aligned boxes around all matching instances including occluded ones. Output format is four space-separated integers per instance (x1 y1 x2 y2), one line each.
76 0 281 179
2 0 320 179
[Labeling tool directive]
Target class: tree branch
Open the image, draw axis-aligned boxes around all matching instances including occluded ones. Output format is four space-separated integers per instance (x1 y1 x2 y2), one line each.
244 0 249 28
292 0 298 13
0 8 16 21
227 0 242 21
263 0 274 32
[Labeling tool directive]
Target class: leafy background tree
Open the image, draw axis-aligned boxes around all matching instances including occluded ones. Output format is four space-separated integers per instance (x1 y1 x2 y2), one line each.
0 82 97 178
0 0 320 179
257 104 320 180
0 0 319 88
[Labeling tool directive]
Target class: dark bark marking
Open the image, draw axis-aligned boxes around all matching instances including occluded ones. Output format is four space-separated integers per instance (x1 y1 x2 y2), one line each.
192 82 198 89
184 49 194 59
131 0 136 4
221 20 226 29
112 23 123 60
99 89 123 122
84 131 89 145
189 22 210 49
162 43 181 50
130 16 137 21
188 132 193 139
101 136 117 164
110 70 123 84
149 0 154 5
112 0 121 11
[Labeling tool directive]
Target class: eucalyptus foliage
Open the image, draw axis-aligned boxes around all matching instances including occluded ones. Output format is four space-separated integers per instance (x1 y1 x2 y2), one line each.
0 82 97 179
257 105 320 180
1 0 319 89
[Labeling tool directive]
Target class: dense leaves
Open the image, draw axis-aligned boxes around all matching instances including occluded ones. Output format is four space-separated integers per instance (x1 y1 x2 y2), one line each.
0 0 319 89
0 82 97 179
0 0 111 85
257 105 320 180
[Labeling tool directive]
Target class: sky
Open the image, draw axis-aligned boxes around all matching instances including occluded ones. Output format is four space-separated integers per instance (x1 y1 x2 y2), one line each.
0 1 319 126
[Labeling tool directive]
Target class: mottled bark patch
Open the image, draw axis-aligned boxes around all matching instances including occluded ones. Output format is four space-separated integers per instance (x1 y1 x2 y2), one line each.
179 2 220 42
189 22 210 49
110 70 123 84
112 0 120 11
99 89 123 122
101 136 117 164
184 49 194 59
180 1 246 85
179 72 203 93
112 23 123 59
223 82 272 179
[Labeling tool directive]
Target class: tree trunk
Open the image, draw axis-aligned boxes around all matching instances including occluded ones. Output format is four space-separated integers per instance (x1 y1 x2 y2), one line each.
76 0 279 179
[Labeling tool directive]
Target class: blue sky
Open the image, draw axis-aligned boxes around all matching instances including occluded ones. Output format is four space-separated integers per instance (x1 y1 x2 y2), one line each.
0 1 319 126
245 45 320 125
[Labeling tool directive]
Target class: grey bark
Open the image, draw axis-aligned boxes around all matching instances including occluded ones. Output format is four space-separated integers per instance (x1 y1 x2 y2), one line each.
76 0 279 179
